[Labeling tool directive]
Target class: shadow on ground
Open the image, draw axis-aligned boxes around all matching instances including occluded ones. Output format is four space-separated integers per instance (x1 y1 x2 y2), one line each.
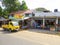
0 29 18 34
0 28 24 34
27 29 58 35
0 27 60 36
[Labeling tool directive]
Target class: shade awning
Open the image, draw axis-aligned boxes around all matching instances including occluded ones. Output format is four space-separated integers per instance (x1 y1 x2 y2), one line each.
23 17 30 20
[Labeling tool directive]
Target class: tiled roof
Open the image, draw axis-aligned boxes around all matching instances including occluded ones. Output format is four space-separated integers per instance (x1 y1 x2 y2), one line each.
10 10 26 14
10 10 32 15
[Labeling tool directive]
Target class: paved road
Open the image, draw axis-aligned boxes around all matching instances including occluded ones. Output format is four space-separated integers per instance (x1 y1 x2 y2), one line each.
0 34 42 45
0 28 60 45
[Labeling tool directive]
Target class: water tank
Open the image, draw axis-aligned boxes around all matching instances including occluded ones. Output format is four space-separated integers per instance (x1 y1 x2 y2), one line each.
54 9 58 12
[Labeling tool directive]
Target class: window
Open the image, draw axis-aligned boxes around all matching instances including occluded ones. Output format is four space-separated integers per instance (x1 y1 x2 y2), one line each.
25 13 29 17
12 22 18 26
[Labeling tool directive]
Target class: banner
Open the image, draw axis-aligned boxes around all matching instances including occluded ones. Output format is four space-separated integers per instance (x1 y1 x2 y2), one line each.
14 14 24 19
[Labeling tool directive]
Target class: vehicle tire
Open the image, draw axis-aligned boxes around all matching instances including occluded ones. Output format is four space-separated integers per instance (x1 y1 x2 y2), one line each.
9 28 12 32
3 28 6 31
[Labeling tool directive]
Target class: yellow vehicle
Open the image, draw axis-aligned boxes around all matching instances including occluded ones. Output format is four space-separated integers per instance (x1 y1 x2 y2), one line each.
2 21 20 32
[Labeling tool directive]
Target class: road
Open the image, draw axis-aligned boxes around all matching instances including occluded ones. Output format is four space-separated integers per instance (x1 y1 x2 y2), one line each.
0 33 42 45
0 28 60 45
0 29 42 45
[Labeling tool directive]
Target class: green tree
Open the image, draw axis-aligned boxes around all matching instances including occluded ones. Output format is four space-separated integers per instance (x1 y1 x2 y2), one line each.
2 0 21 13
0 7 2 16
20 0 28 10
36 8 50 12
2 0 28 18
2 10 9 18
0 6 9 18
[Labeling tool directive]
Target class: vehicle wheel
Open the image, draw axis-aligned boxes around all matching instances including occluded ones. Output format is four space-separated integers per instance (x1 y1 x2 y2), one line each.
3 28 6 31
9 28 12 32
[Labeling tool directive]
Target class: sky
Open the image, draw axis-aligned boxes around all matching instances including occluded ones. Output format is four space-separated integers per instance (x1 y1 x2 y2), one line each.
19 0 60 11
0 0 60 11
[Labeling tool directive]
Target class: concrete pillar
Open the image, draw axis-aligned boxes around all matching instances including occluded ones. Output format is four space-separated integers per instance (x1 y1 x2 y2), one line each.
43 18 45 26
56 17 58 24
56 17 58 31
43 17 45 28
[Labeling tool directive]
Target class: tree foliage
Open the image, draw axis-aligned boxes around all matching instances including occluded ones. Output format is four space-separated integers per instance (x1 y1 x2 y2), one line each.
20 1 28 10
0 6 9 18
0 6 2 16
36 8 50 12
2 0 21 13
2 0 28 12
1 0 28 18
2 10 9 18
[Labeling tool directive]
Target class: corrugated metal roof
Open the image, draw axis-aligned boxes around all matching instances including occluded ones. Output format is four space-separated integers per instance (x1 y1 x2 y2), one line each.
0 17 8 21
35 12 60 17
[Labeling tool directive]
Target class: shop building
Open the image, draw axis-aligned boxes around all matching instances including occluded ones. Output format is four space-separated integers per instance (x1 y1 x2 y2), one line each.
24 11 60 31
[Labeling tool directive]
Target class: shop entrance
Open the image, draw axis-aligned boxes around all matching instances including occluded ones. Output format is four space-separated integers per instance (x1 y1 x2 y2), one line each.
35 20 43 29
35 20 43 26
58 19 60 24
57 19 60 31
45 19 56 30
0 21 2 27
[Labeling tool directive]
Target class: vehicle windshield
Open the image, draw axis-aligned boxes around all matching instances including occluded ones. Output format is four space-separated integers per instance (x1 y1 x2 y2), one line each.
12 22 19 26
